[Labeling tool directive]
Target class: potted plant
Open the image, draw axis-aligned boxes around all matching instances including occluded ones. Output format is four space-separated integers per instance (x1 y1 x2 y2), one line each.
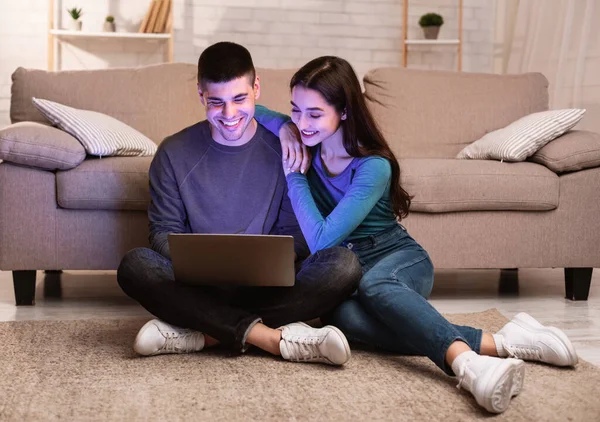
103 15 116 32
67 7 83 31
419 12 444 40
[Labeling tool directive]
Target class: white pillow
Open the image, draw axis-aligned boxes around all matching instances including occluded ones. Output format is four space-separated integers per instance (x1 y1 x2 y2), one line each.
32 97 157 157
456 109 586 162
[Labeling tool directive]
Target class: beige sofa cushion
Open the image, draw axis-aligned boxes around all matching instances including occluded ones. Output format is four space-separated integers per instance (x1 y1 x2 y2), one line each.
364 67 549 159
400 158 559 212
57 155 559 213
529 130 600 173
11 63 203 144
56 156 151 211
255 68 297 114
11 64 297 146
0 122 86 170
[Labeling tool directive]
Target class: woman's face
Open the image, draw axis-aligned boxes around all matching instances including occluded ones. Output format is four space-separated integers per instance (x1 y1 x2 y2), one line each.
290 85 345 147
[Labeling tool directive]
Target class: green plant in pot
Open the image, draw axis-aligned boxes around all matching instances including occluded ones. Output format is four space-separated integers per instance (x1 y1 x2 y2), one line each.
104 15 116 32
419 12 444 40
67 7 83 31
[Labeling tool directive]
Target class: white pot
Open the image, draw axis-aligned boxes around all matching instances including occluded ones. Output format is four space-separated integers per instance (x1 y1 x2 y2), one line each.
103 21 116 32
70 19 82 31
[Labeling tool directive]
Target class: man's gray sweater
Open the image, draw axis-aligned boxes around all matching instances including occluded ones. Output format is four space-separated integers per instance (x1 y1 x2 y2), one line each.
148 120 308 260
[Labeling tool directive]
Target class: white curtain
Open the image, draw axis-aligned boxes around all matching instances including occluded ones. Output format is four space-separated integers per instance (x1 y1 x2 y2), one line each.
499 0 600 133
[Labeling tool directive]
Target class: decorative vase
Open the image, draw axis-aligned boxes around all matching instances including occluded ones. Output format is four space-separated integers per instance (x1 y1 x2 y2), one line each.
70 19 82 31
422 26 441 40
103 21 116 32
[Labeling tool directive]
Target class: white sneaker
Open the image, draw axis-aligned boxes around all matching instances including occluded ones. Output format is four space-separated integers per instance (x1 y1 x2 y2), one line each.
455 352 525 414
133 319 205 356
496 312 578 366
279 322 351 365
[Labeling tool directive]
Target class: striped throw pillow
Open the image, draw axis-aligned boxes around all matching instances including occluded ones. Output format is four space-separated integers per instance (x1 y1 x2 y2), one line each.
32 97 157 157
456 109 586 162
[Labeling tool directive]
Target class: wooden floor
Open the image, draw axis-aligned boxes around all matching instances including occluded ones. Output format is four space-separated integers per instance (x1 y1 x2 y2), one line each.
1 268 599 365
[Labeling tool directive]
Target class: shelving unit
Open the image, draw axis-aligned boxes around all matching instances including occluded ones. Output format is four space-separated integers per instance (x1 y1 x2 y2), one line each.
49 29 172 40
401 0 463 71
47 0 174 70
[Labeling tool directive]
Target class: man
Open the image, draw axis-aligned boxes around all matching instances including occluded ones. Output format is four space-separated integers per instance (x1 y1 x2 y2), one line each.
117 42 362 365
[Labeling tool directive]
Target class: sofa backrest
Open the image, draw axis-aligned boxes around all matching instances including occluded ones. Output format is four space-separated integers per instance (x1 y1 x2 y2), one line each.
256 68 297 114
10 63 550 154
10 63 297 144
11 63 202 144
363 67 550 158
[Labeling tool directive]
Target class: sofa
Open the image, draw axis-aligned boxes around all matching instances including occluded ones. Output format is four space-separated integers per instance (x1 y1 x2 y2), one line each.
1 63 599 305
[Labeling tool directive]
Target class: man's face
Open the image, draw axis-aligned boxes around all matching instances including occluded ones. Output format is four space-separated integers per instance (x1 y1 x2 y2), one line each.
198 75 260 146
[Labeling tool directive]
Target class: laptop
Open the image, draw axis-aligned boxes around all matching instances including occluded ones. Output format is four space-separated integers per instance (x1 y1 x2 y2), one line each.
168 233 296 287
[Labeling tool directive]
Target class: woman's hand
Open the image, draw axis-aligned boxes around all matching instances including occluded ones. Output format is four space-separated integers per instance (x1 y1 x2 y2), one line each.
279 122 311 176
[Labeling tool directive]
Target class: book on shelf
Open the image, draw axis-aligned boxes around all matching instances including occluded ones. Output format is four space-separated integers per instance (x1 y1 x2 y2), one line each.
138 0 154 33
138 0 171 34
165 0 173 33
146 0 162 33
154 0 171 33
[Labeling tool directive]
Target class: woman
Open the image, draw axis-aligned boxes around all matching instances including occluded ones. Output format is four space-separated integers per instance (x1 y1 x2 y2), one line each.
254 56 578 414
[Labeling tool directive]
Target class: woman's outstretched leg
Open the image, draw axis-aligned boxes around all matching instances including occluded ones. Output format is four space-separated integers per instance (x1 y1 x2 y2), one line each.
325 294 525 414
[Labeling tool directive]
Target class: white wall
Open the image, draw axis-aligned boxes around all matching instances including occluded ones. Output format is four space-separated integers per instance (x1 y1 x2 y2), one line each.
0 0 496 128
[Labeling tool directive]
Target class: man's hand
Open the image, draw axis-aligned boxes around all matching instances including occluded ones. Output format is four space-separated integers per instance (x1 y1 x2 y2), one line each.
280 122 311 176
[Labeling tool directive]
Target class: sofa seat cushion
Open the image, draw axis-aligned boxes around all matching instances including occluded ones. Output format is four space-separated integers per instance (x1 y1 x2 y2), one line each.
56 157 559 213
399 159 559 213
57 157 151 211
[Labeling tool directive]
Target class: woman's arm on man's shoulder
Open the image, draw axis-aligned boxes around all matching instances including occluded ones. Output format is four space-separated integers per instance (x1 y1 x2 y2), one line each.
255 104 311 174
254 104 290 133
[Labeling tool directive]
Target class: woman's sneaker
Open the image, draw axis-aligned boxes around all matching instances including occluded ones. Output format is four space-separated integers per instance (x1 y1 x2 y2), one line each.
494 312 578 366
453 351 525 414
133 319 205 356
279 322 351 365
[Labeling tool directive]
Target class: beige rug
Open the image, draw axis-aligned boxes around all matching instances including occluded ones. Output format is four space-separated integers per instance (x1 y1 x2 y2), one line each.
1 309 598 421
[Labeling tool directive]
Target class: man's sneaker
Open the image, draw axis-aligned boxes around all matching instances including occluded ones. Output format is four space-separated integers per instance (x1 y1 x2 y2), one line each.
279 322 351 365
455 352 525 414
496 312 578 366
133 319 205 356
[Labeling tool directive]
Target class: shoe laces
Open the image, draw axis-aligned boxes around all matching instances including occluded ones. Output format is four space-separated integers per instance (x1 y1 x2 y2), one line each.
161 330 203 353
504 342 541 361
283 335 322 361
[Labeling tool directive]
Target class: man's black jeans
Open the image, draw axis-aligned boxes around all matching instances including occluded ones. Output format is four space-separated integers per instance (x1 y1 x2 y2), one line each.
117 246 362 351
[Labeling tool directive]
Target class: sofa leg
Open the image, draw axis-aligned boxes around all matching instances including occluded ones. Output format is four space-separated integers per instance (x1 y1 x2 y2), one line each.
12 270 37 306
499 269 519 295
43 270 63 299
564 268 593 301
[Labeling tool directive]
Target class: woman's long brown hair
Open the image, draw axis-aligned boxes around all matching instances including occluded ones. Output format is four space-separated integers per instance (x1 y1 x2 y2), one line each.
290 56 412 219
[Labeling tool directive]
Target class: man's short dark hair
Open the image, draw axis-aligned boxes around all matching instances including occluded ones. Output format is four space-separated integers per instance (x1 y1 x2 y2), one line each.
197 42 256 88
